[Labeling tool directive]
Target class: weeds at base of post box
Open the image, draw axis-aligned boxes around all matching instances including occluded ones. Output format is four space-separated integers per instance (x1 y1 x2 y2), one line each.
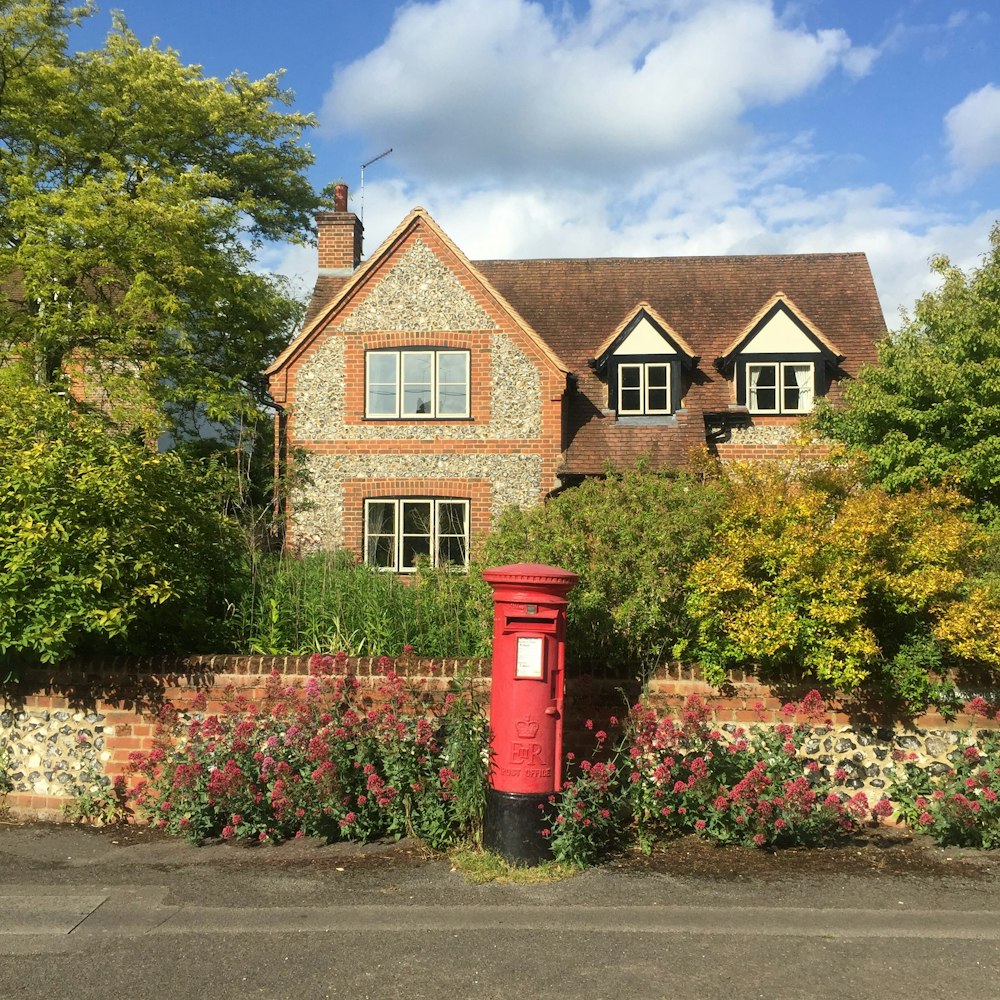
448 847 579 884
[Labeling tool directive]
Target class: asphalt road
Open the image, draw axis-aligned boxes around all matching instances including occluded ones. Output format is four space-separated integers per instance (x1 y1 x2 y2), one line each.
1 823 998 1000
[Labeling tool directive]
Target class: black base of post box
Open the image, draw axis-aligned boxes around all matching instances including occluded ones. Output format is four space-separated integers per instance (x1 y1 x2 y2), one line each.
484 788 552 866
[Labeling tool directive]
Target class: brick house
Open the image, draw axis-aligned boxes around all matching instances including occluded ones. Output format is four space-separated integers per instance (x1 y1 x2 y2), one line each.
266 184 886 570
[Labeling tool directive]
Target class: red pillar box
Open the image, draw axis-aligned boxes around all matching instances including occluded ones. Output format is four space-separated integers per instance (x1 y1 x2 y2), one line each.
482 563 578 865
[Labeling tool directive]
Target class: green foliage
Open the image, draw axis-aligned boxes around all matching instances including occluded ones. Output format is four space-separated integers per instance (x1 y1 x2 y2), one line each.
0 384 243 664
682 462 1000 709
889 699 1000 849
481 467 728 671
816 221 1000 514
130 657 490 849
0 1 322 439
230 551 491 658
62 771 128 826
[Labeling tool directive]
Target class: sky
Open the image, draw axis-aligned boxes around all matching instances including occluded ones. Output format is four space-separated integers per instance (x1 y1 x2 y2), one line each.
69 0 1000 326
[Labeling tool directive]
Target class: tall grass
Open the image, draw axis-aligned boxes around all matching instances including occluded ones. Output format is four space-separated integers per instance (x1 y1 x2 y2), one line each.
229 550 492 658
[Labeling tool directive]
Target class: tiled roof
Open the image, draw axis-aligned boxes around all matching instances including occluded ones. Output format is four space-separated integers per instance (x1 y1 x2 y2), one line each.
474 253 886 474
301 274 351 328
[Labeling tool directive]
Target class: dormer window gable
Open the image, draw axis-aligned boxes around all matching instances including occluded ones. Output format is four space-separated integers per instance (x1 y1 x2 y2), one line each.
716 294 843 415
592 303 698 418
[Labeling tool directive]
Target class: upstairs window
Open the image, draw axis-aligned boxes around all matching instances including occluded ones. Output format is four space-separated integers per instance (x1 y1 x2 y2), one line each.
747 362 814 414
617 362 672 415
365 349 470 419
364 498 469 573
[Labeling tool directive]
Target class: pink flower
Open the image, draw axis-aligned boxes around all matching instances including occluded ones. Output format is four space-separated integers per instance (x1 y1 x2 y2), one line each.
753 833 766 847
918 811 933 825
694 819 706 831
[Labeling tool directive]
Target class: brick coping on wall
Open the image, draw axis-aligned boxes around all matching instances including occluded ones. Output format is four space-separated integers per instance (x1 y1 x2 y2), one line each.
2 654 997 822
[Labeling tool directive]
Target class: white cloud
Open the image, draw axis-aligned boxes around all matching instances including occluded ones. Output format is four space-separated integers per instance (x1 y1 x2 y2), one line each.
309 0 998 331
945 83 1000 180
356 155 997 326
322 0 873 181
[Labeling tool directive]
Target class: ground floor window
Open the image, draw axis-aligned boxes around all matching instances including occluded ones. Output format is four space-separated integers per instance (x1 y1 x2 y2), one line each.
364 498 470 572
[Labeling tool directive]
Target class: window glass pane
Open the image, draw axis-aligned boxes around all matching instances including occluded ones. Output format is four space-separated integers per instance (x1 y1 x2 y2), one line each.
748 364 777 411
367 354 398 416
402 501 432 534
368 535 395 568
647 365 669 388
365 502 396 569
401 352 433 415
620 388 642 412
401 535 431 571
438 535 468 567
620 366 641 389
782 364 813 412
647 388 669 412
437 352 469 416
438 501 466 535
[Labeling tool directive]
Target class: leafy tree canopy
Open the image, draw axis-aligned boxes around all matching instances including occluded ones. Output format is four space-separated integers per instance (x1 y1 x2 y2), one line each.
0 380 244 666
0 1 324 438
816 221 1000 513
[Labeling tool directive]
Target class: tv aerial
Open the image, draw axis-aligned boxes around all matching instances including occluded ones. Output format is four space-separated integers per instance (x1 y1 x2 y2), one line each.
360 148 393 224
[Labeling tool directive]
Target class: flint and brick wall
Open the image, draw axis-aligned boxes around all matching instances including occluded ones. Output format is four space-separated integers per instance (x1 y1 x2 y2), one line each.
280 235 565 554
2 656 997 822
710 419 833 464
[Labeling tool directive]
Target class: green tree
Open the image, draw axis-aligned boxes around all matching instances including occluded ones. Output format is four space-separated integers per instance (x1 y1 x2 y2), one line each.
0 1 322 438
816 222 1000 514
0 382 243 666
481 465 728 671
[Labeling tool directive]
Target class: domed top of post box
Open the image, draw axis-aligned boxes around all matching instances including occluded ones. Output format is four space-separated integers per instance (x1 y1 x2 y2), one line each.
482 563 579 603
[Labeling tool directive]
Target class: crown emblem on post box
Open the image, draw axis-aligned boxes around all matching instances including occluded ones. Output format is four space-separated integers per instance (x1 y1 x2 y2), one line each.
515 717 539 739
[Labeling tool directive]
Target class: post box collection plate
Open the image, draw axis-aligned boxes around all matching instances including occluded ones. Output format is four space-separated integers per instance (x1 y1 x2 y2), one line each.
514 636 544 679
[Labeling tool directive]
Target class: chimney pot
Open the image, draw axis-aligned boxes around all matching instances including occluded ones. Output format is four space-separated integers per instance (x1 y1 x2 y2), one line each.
333 182 349 214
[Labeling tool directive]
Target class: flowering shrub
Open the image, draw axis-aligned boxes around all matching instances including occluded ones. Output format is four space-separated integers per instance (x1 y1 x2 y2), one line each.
548 692 888 866
547 730 627 867
889 696 1000 849
624 693 882 850
128 653 489 848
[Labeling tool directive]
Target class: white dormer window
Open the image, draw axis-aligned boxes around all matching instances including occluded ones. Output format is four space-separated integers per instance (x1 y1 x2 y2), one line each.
747 362 814 414
594 304 699 419
618 362 671 415
718 295 842 417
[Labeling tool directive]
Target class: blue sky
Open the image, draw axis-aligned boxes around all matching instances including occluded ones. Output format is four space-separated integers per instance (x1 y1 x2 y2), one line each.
71 1 1000 324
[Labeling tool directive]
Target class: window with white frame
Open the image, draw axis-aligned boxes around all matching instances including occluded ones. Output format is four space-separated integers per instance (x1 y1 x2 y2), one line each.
364 498 470 572
746 362 814 414
617 361 672 415
365 349 470 419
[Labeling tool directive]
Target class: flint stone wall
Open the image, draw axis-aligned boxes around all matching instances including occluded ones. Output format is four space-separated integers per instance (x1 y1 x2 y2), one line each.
288 239 547 552
2 657 997 822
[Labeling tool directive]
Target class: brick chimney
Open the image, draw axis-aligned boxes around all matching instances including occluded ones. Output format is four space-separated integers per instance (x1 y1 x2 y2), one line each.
316 181 363 274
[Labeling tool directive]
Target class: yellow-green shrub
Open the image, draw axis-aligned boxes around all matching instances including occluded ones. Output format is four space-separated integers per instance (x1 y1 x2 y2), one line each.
683 462 1000 708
